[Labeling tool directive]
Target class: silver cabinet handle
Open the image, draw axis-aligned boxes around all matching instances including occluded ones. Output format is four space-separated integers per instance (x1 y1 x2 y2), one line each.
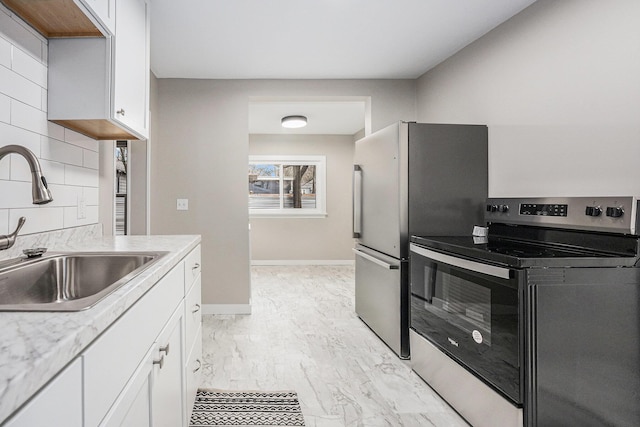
116 108 125 116
353 248 399 269
193 359 201 373
159 343 170 356
153 355 164 369
353 165 362 238
192 263 200 270
192 304 201 314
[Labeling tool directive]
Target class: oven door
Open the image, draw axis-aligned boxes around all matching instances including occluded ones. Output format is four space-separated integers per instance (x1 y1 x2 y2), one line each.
409 243 523 405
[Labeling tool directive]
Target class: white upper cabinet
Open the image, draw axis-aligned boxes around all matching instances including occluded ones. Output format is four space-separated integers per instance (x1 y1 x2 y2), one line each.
112 0 149 138
82 0 116 35
47 0 149 140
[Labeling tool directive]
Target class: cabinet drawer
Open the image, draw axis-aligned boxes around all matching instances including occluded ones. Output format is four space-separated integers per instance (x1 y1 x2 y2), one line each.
83 262 185 427
185 326 203 425
184 245 201 293
185 275 202 354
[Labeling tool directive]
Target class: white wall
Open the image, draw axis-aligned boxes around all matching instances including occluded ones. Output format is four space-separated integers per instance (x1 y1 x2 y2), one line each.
416 0 640 197
249 134 355 263
0 7 99 237
153 79 416 310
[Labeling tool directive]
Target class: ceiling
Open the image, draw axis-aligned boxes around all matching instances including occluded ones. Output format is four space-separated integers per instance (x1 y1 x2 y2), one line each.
150 0 537 134
249 100 366 135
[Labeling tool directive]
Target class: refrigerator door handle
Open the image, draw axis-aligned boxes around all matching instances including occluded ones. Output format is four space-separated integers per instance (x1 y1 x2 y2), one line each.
353 165 363 238
353 248 399 270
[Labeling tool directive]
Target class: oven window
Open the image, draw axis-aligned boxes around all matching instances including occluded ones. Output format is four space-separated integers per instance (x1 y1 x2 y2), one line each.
428 266 492 346
410 252 521 404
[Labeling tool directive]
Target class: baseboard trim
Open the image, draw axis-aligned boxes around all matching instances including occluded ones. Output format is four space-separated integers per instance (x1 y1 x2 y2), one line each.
251 260 355 266
202 304 252 315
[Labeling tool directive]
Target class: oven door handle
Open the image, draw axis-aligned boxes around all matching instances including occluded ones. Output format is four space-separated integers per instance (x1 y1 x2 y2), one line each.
353 248 399 270
410 244 512 279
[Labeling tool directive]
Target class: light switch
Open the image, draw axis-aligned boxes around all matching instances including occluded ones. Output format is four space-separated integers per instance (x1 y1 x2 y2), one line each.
177 199 189 210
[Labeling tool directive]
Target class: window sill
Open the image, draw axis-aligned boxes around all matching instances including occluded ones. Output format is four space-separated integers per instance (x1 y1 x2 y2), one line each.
250 211 328 219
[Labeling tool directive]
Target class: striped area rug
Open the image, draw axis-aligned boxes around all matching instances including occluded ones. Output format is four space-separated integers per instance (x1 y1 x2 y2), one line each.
190 389 306 426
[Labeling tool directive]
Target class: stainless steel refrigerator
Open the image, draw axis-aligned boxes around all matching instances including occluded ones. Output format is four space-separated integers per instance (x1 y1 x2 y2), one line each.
352 121 488 358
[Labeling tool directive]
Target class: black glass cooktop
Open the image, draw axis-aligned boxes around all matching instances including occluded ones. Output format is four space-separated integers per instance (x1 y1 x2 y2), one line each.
410 234 639 268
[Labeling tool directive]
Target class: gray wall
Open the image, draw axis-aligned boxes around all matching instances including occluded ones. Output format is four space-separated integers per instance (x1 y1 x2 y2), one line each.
416 0 640 197
152 79 416 308
249 134 355 262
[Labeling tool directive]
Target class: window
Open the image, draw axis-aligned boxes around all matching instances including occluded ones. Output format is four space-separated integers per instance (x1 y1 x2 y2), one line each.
249 155 326 217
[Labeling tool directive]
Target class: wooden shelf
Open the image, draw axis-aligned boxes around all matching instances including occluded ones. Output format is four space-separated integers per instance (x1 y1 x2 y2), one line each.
1 0 103 37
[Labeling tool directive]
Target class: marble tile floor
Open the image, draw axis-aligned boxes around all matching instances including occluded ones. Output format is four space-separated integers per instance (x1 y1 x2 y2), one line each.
200 265 469 427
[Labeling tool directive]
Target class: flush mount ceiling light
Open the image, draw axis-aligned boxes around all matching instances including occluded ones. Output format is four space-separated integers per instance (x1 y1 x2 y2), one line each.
281 115 307 129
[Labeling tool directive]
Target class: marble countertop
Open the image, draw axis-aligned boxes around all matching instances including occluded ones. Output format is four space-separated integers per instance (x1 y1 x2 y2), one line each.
0 234 201 424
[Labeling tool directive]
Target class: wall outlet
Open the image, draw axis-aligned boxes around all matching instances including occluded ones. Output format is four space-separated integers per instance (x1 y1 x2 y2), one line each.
177 198 189 211
77 194 87 219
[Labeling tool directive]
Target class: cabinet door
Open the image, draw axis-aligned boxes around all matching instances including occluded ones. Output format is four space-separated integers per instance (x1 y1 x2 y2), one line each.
113 0 149 138
79 0 115 34
4 359 83 427
185 327 203 425
100 347 154 427
152 303 185 427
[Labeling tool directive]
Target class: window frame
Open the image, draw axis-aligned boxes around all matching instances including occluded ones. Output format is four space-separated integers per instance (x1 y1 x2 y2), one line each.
249 155 327 218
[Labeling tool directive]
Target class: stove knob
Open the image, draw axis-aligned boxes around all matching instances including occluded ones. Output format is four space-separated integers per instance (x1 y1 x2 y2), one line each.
585 206 602 217
486 204 498 212
606 206 624 218
498 204 509 213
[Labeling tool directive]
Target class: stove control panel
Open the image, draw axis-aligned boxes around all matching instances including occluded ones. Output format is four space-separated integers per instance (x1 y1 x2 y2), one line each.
485 197 640 235
520 204 567 217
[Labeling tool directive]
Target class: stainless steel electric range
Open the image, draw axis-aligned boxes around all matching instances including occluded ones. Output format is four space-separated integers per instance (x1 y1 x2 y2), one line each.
409 197 640 427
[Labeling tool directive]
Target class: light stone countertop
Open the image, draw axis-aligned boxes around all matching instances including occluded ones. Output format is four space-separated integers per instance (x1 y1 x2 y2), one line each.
0 234 201 425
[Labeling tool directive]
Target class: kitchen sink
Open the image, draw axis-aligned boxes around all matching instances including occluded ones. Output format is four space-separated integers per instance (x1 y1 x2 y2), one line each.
0 251 168 311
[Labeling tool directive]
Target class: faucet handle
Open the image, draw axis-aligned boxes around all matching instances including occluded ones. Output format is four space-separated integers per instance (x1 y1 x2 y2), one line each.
10 217 26 237
0 217 26 251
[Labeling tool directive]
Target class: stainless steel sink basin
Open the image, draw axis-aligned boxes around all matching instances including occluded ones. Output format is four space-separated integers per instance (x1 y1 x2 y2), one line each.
0 251 168 311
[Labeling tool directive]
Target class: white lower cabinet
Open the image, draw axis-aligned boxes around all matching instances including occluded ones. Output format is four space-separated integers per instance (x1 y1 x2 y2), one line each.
151 304 185 427
5 244 203 427
3 359 83 427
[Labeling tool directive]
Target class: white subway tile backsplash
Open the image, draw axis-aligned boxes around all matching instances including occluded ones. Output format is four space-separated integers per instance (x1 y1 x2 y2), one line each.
0 37 10 68
64 128 100 152
0 10 43 61
0 14 99 234
41 136 83 166
83 149 99 170
10 100 48 134
47 122 65 141
63 205 98 228
0 162 8 180
84 187 99 205
11 45 47 88
0 122 41 153
40 159 66 185
47 183 81 207
65 164 99 187
0 93 9 124
11 207 64 235
0 66 42 108
0 209 8 234
0 180 33 208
